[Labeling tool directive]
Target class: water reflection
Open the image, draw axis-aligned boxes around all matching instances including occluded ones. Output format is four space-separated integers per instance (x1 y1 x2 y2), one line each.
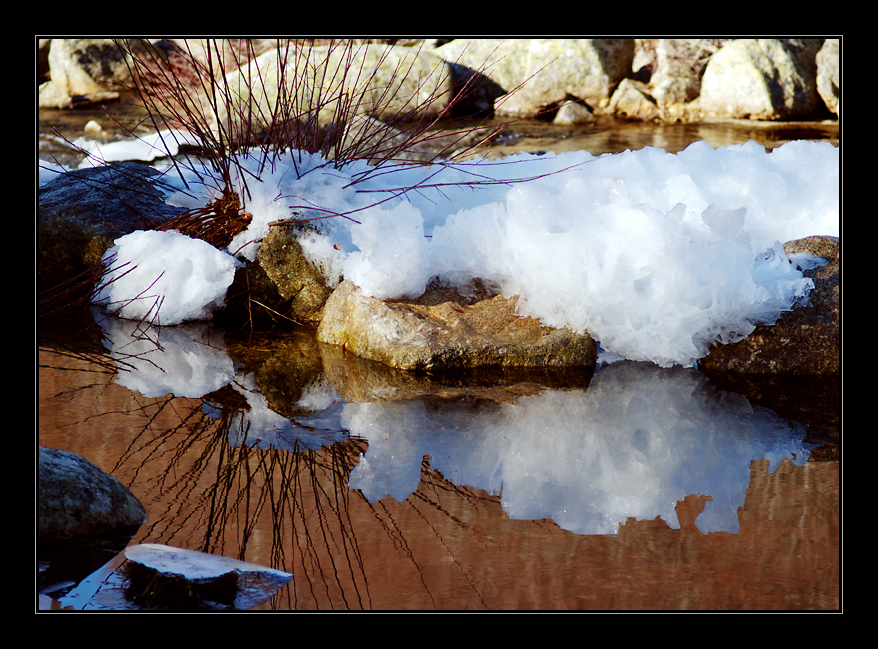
96 313 811 536
344 364 810 535
474 117 839 159
39 314 838 609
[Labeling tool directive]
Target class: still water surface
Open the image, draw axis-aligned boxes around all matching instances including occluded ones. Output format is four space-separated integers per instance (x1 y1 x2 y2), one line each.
38 113 840 610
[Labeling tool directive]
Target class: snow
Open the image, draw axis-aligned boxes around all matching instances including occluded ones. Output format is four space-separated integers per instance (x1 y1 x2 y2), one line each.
76 129 200 167
75 136 837 367
345 360 813 535
97 315 236 398
94 229 241 326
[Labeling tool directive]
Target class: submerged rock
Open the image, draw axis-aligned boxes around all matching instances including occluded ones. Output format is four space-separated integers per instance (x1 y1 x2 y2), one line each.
123 543 292 611
38 447 147 543
701 235 839 374
317 279 597 371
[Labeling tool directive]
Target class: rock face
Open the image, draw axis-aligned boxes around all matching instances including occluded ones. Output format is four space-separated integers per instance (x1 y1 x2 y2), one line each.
701 236 839 374
39 447 147 543
700 39 824 120
317 279 596 371
39 38 840 125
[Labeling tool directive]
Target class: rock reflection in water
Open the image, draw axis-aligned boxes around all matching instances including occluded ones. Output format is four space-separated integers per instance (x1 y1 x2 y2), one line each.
97 314 811 537
345 362 811 535
41 316 837 609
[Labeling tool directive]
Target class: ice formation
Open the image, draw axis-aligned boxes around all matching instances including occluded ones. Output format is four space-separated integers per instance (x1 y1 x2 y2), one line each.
82 137 837 367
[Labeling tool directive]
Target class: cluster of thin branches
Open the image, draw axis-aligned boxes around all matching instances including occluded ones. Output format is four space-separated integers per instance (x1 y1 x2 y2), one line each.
41 39 582 326
113 38 556 223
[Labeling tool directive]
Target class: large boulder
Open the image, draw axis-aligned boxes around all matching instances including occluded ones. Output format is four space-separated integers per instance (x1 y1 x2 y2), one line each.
435 39 634 117
39 447 147 543
38 162 186 290
816 39 840 116
700 39 824 120
212 43 455 143
317 279 596 371
646 38 730 119
38 38 147 108
701 236 839 374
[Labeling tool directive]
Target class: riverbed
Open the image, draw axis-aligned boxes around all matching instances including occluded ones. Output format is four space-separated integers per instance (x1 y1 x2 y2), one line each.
38 105 840 611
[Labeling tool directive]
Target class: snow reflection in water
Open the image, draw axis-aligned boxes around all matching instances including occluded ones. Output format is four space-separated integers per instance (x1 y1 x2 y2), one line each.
345 363 810 535
98 314 811 537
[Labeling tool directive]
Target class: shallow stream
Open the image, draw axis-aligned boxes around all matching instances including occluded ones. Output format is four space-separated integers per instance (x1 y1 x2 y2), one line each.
38 103 840 610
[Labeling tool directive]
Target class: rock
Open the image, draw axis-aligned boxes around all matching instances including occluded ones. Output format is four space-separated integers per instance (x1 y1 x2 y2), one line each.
320 341 593 405
644 38 731 121
213 43 455 144
608 79 659 121
38 38 52 82
649 39 730 107
317 279 596 371
39 447 147 543
700 236 839 374
253 224 333 323
123 543 292 611
553 99 596 125
38 162 186 290
38 38 143 108
700 39 824 120
435 39 634 116
816 39 840 116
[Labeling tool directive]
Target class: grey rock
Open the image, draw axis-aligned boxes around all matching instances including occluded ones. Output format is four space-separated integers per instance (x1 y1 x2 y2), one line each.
212 43 455 146
700 39 824 120
38 162 185 289
39 447 147 543
38 38 147 108
553 99 596 125
608 79 659 121
816 39 840 115
123 543 292 610
436 39 634 116
649 38 730 107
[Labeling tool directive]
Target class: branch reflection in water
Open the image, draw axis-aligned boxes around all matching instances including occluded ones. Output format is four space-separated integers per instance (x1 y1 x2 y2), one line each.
41 312 827 609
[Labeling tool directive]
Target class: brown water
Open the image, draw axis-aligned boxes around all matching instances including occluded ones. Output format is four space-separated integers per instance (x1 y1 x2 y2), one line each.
38 323 839 611
38 107 840 611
